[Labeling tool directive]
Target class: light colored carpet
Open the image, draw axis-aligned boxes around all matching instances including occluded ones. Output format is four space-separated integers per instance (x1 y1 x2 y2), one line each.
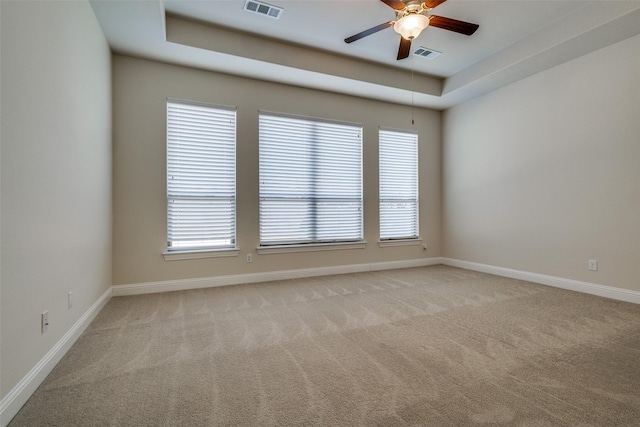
10 265 640 426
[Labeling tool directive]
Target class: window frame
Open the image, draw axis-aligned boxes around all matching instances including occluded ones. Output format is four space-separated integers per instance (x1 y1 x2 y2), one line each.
378 127 420 243
164 98 239 259
258 111 365 252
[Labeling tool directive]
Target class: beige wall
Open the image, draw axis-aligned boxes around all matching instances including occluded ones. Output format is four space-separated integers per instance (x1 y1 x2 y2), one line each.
443 34 640 292
0 0 112 399
112 55 441 285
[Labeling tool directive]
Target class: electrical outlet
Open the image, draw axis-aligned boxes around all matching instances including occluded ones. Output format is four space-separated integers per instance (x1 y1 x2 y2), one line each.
246 253 253 263
422 243 427 251
588 260 598 271
41 311 49 334
68 291 73 309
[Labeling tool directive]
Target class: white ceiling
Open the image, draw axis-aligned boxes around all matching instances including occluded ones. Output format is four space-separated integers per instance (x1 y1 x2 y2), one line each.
90 0 640 109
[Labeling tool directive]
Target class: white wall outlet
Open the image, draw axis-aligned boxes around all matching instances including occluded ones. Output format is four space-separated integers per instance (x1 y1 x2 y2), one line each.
68 291 73 309
41 311 49 334
588 259 598 271
422 243 427 251
246 253 253 263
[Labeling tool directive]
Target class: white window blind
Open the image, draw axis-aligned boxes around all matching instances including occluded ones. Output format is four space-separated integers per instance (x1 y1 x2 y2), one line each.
167 99 236 251
379 129 419 240
259 113 363 246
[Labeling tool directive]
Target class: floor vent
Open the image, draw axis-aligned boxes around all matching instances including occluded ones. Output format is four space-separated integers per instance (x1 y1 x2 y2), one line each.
414 47 441 59
244 0 283 19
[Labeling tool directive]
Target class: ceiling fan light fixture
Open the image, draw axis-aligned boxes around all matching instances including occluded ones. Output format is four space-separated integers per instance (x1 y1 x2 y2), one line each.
393 13 430 40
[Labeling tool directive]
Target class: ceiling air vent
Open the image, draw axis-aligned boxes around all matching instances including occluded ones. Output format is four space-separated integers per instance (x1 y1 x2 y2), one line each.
414 47 441 60
244 0 283 19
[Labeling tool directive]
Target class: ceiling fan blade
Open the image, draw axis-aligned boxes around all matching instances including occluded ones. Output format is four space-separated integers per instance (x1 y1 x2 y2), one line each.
380 0 407 10
424 0 447 9
429 16 479 36
397 37 411 60
344 21 394 43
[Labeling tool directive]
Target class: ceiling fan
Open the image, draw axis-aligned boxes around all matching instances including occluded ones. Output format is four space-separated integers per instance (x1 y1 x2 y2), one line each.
344 0 479 60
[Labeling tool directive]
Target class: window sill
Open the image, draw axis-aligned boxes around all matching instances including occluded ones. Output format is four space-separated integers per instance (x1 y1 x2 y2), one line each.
378 239 422 248
162 248 239 261
257 241 366 255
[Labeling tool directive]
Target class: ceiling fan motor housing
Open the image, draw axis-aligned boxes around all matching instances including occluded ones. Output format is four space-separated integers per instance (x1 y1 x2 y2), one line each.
396 2 428 20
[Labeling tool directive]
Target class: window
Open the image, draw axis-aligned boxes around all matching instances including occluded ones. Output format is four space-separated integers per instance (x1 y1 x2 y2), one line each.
166 99 236 251
259 113 363 247
379 128 419 240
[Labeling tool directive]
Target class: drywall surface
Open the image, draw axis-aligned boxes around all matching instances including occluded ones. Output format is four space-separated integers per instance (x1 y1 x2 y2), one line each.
0 0 112 400
112 55 441 285
443 34 640 292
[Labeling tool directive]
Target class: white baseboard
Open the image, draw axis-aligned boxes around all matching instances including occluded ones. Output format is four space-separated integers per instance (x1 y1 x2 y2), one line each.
112 257 445 296
442 258 640 304
0 287 113 427
370 257 444 271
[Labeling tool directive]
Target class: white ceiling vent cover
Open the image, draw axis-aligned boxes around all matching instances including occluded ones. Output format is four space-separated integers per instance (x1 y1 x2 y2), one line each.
244 0 283 19
414 47 441 60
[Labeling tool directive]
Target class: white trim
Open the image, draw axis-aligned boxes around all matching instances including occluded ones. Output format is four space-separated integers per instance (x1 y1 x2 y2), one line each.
370 257 442 271
259 109 362 128
257 241 366 255
162 248 239 261
112 257 444 296
378 239 422 248
0 287 112 427
167 97 236 112
442 258 640 305
379 125 418 136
